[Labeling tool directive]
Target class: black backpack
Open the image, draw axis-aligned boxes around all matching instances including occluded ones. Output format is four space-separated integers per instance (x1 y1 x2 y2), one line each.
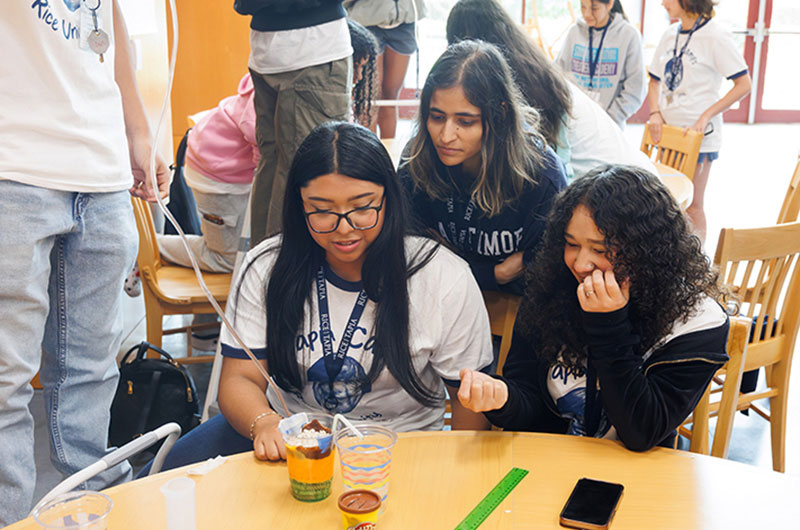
109 342 201 450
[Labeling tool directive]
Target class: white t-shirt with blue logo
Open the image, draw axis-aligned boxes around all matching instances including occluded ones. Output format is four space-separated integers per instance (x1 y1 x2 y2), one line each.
0 1 132 192
220 235 494 432
649 18 748 153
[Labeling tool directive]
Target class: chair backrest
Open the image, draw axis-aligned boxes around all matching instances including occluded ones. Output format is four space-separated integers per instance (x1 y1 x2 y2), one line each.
481 291 521 376
131 197 163 275
688 316 750 459
714 222 800 373
712 222 800 472
640 123 703 180
777 157 800 224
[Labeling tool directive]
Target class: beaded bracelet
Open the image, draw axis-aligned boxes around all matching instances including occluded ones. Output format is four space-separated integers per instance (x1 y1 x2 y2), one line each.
249 410 278 440
649 110 662 117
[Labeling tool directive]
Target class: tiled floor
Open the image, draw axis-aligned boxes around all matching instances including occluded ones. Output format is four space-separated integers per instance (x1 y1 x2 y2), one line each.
27 121 800 507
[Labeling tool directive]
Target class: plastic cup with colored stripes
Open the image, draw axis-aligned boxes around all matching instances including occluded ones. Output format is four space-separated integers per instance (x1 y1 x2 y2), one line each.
334 423 397 514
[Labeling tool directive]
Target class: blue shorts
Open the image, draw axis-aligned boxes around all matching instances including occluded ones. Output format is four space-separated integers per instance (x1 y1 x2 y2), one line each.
697 152 719 164
368 22 417 55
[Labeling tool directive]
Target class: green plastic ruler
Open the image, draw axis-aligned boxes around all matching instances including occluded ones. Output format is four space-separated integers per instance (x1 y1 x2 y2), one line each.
453 467 529 530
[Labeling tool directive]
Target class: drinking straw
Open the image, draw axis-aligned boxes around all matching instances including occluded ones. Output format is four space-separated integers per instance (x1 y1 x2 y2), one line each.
333 414 364 439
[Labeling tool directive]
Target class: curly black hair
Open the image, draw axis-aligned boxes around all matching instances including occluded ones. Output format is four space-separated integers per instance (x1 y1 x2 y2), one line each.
348 19 379 127
518 165 723 369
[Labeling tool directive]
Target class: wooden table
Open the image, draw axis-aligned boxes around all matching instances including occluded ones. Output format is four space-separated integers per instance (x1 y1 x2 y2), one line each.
654 161 694 210
11 431 799 529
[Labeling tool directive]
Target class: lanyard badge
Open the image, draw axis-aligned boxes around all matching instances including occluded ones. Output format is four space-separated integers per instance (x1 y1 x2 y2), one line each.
315 267 369 412
587 24 609 90
80 0 110 62
664 17 705 96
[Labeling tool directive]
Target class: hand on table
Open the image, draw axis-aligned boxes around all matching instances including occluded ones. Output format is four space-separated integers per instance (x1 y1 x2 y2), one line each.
252 414 286 461
457 368 508 413
577 269 630 313
494 252 525 285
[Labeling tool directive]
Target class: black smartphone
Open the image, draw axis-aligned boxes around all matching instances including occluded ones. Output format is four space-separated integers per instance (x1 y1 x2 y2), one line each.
559 478 624 530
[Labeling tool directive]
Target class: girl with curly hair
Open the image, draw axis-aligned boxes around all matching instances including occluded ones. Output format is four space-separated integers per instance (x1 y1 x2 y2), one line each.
457 165 730 451
400 40 567 295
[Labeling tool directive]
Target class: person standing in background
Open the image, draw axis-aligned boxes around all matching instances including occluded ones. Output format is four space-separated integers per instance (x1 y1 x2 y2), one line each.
647 0 751 242
344 0 425 139
556 0 646 129
234 0 353 246
0 1 169 525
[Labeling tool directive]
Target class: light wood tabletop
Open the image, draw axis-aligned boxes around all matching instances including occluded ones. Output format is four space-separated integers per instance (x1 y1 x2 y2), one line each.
10 431 800 529
653 161 694 210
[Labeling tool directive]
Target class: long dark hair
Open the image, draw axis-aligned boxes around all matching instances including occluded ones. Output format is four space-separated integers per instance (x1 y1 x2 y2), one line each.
519 165 722 368
594 0 628 21
446 0 572 149
348 19 378 127
404 39 546 217
241 122 440 407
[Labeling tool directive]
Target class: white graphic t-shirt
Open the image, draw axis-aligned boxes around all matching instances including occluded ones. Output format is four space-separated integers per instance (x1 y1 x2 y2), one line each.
0 1 132 191
547 361 617 440
220 236 494 432
649 18 748 153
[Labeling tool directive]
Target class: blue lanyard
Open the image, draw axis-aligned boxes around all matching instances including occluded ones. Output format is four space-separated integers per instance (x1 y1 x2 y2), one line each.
668 16 705 86
315 267 368 409
587 23 609 89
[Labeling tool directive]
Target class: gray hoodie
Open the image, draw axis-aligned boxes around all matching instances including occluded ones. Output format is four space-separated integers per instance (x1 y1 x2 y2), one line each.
556 14 645 128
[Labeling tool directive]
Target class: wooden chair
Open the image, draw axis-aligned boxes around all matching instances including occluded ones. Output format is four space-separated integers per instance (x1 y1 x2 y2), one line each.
131 197 232 363
777 156 800 224
709 222 800 472
482 291 522 376
640 123 703 181
680 316 750 458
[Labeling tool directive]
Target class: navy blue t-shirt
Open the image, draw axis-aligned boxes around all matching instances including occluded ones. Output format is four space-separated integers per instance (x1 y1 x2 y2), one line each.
399 145 567 294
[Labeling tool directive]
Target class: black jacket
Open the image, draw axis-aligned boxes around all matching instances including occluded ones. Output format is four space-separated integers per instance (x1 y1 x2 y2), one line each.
485 299 729 451
234 0 345 32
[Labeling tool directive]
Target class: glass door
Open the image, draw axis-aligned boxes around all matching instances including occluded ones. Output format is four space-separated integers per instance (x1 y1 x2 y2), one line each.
751 0 800 122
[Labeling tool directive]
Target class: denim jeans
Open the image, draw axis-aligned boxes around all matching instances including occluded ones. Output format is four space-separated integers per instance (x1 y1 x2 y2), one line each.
138 413 253 477
0 181 137 525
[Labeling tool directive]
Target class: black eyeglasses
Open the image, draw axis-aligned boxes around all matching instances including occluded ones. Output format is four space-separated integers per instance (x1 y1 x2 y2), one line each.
303 195 385 234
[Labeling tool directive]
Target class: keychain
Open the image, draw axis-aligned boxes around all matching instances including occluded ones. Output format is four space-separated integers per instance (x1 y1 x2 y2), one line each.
85 0 110 62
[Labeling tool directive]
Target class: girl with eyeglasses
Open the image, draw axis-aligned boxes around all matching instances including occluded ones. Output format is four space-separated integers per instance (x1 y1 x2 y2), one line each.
400 40 568 295
144 122 492 471
647 0 751 242
457 166 730 451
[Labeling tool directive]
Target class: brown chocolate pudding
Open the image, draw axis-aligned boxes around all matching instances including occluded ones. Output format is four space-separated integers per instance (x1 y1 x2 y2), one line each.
338 490 381 514
302 419 331 434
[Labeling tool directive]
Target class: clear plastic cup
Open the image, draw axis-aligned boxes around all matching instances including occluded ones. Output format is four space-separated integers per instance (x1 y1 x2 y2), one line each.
334 424 397 512
278 412 336 502
33 491 112 530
